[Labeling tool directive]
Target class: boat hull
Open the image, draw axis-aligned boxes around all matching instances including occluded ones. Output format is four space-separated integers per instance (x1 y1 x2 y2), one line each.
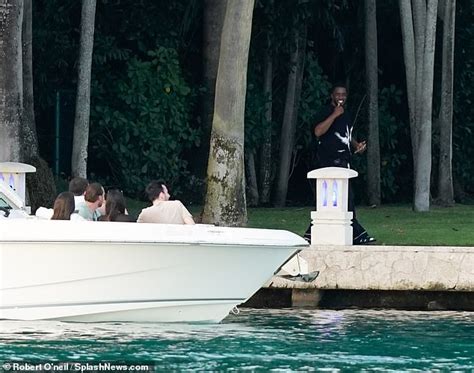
0 221 304 322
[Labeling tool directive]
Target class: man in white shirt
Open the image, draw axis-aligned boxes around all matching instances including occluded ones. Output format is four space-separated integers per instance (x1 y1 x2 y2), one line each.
137 180 194 225
68 177 88 206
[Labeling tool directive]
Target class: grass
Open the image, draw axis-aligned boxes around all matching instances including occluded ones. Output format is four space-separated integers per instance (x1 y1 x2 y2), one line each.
354 204 474 246
248 204 474 246
126 199 474 246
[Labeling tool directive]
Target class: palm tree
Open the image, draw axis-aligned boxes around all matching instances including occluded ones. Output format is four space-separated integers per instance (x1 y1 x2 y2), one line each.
399 0 439 211
202 0 255 226
365 0 381 206
71 0 97 178
0 0 23 162
437 0 456 206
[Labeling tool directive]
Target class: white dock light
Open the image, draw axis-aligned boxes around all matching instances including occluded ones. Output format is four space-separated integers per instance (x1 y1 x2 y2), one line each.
307 167 358 245
0 162 37 213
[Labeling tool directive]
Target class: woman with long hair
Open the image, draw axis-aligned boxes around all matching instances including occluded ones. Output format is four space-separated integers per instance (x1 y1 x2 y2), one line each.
101 189 135 222
51 192 76 220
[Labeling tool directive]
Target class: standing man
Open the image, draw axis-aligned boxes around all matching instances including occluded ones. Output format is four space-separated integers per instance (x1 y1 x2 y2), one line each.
137 180 195 225
312 83 375 244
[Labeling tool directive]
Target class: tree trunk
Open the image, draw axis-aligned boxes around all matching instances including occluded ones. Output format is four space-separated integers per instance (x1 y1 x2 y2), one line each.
414 0 438 212
365 0 381 206
289 26 306 179
199 0 227 182
202 0 255 226
399 0 438 212
437 0 455 206
413 0 426 150
399 0 417 158
245 150 259 206
273 25 306 207
21 0 56 210
259 34 273 205
21 0 38 160
0 0 23 162
71 0 97 178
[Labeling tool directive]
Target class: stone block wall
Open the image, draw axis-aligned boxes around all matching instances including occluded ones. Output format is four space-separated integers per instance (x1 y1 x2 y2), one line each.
267 245 474 291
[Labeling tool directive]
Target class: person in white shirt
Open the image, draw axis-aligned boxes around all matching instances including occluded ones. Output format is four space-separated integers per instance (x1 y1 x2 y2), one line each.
51 192 84 221
68 177 88 206
36 178 89 220
137 180 194 225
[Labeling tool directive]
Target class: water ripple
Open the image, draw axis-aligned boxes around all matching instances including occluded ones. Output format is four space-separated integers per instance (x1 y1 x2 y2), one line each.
1 309 474 370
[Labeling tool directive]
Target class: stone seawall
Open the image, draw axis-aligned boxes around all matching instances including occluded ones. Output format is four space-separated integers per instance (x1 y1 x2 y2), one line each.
244 245 474 310
267 245 474 291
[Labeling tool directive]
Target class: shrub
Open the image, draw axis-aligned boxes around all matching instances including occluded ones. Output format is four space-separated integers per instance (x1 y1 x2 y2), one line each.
89 47 200 197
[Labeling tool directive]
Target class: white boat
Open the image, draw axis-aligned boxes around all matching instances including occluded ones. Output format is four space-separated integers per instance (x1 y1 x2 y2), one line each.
0 163 309 323
0 199 307 323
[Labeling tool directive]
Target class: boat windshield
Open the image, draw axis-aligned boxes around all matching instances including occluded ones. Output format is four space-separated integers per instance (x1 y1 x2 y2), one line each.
0 180 24 210
0 197 11 209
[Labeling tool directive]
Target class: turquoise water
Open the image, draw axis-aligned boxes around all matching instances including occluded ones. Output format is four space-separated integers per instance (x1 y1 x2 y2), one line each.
1 309 474 371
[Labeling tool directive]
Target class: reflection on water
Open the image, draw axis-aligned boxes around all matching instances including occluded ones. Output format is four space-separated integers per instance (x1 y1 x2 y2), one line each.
1 309 474 371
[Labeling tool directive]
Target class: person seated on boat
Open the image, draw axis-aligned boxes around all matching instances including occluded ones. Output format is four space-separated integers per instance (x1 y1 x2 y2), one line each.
75 182 104 221
98 189 135 222
68 177 89 206
51 192 85 221
35 178 89 220
137 180 195 225
97 188 107 216
96 186 128 216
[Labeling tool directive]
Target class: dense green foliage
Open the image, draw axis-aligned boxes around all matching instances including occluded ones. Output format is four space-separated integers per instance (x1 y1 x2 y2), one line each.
296 53 332 170
90 48 200 196
32 0 474 204
244 71 271 154
352 85 411 203
452 3 474 198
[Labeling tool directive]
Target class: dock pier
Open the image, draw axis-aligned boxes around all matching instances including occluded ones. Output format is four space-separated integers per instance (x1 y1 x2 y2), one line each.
246 167 474 311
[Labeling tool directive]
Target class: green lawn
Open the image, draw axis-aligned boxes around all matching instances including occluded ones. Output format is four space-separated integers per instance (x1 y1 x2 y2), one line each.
127 199 474 246
355 204 474 246
248 204 474 246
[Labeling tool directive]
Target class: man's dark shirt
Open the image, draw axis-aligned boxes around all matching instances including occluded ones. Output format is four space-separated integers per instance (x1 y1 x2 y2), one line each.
314 104 353 167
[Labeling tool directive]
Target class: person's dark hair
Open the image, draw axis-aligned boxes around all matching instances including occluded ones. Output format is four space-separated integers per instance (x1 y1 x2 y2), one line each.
145 180 167 202
68 177 89 196
84 182 104 203
331 82 347 93
104 189 127 221
51 192 75 220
